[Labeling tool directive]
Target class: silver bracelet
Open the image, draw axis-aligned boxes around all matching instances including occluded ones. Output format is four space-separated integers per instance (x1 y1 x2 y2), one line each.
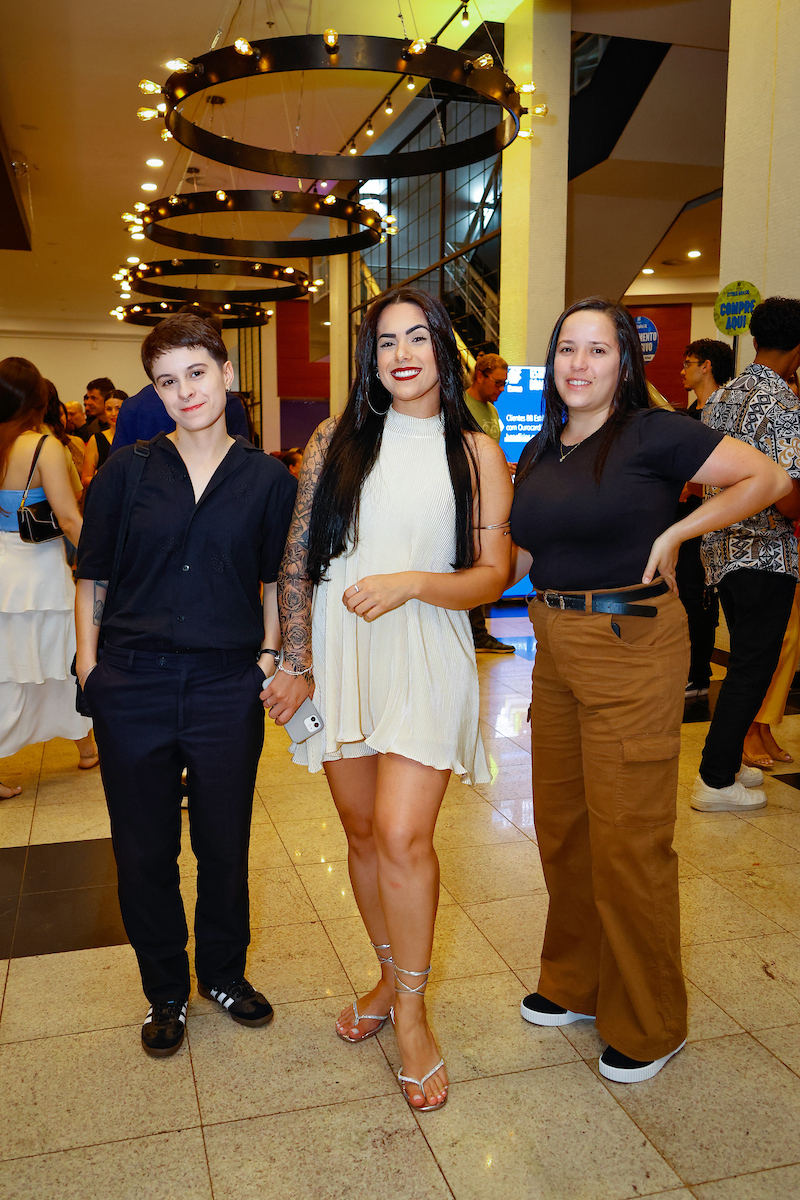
277 663 313 677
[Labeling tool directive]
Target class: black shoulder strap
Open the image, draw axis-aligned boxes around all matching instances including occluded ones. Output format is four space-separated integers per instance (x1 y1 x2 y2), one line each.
20 435 49 505
106 440 150 603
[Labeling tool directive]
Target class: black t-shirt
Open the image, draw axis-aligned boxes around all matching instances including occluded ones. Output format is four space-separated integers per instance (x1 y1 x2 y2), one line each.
76 434 297 651
510 407 723 590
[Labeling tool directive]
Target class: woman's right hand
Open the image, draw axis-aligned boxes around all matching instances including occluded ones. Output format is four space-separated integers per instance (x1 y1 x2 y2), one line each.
261 668 314 726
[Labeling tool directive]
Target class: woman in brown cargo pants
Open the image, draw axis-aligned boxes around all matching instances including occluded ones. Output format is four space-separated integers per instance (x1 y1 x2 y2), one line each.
509 298 790 1083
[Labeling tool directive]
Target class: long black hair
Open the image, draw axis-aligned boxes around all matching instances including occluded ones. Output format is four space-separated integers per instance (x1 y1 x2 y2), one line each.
515 297 650 487
306 286 481 585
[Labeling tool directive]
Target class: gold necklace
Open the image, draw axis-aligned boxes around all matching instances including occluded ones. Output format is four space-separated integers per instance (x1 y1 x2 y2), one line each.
558 439 583 463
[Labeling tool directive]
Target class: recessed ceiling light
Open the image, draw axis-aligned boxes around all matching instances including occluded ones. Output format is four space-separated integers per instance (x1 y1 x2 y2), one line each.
688 250 701 258
131 232 145 240
146 158 164 168
120 292 131 299
127 256 140 264
642 268 654 275
141 182 158 191
323 321 331 326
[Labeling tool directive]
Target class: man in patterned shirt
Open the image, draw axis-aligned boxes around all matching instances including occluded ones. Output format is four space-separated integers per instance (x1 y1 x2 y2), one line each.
691 297 800 813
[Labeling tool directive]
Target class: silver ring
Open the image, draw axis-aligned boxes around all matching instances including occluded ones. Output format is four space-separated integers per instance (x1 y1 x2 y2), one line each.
353 585 359 593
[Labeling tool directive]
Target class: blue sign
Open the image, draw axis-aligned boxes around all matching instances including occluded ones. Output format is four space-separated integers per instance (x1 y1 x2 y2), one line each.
494 366 546 462
635 316 659 362
494 366 546 599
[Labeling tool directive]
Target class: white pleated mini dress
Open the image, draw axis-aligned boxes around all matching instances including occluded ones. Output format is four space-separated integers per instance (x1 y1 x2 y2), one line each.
0 488 92 759
291 406 490 785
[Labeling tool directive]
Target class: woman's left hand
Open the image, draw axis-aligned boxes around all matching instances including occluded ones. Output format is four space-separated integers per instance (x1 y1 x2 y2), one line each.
642 526 683 593
343 573 417 621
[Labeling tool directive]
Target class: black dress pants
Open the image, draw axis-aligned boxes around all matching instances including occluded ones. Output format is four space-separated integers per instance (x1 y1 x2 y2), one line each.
85 645 265 1001
676 536 718 688
699 569 796 788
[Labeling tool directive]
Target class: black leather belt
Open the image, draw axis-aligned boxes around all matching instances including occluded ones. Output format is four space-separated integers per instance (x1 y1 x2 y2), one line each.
537 579 669 617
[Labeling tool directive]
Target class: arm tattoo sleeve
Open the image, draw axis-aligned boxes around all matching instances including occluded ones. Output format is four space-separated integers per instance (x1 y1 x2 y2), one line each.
277 419 336 677
93 580 109 627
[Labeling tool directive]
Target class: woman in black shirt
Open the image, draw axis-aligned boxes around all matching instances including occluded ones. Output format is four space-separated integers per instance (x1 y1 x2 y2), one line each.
509 298 789 1083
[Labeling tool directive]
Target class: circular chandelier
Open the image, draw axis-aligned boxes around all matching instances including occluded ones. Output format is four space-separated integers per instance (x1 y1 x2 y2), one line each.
160 34 525 180
113 300 271 328
140 188 382 258
129 258 310 304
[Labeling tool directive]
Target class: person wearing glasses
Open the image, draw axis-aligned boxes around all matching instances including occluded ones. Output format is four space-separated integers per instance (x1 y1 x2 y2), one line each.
677 339 735 699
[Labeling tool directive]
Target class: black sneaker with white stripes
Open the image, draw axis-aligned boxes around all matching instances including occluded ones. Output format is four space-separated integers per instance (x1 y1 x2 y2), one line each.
141 997 188 1057
197 978 274 1027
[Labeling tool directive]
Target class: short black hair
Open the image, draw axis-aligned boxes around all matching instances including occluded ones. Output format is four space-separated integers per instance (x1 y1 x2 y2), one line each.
86 377 115 398
684 339 735 387
749 297 800 352
141 313 228 380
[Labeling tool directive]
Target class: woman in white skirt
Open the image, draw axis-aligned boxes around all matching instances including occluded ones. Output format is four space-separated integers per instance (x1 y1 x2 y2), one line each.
0 357 96 797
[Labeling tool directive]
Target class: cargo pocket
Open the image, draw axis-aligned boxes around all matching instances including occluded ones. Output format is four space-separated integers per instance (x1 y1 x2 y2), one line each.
614 732 681 826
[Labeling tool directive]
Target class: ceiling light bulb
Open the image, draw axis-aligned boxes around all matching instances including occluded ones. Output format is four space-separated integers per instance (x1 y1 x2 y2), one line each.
688 250 701 258
166 58 192 72
131 232 145 240
284 267 295 274
406 76 416 90
120 292 131 299
531 104 548 116
234 37 254 55
323 28 339 50
128 223 143 233
271 190 283 202
168 194 180 205
139 79 162 95
252 263 261 271
461 6 470 26
127 256 140 264
323 321 331 327
366 120 374 137
132 306 142 312
121 211 137 221
112 273 123 281
137 107 159 122
384 214 396 224
160 302 169 309
380 234 387 243
115 312 124 320
308 285 318 293
156 103 167 114
223 303 231 311
348 140 357 154
146 158 164 168
267 309 274 316
322 194 336 206
409 38 427 55
134 202 148 212
516 81 536 94
161 129 173 141
384 97 394 115
141 182 157 191
517 129 533 139
313 279 324 286
473 53 494 70
642 268 655 274
387 226 398 235
216 190 227 201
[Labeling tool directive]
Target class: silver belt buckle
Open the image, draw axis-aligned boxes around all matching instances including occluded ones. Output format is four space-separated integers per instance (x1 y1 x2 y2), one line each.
543 589 565 610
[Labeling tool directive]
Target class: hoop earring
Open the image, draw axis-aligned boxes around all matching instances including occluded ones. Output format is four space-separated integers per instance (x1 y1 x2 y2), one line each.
367 395 392 416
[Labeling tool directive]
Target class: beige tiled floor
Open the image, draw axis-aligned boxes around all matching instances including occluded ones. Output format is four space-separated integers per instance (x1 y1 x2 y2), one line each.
3 614 800 1197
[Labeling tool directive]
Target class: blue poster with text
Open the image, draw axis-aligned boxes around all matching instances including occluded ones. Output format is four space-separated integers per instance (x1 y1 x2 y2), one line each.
494 366 546 462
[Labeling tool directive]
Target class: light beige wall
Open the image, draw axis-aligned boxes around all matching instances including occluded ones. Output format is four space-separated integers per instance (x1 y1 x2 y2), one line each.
719 0 800 370
499 0 571 365
0 328 147 403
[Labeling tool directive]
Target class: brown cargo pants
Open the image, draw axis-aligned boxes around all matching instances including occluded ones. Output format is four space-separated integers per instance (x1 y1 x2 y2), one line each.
529 586 689 1061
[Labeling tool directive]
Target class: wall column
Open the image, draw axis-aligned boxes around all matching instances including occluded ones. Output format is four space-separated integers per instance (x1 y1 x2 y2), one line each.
718 0 800 369
499 0 571 365
260 315 280 451
328 233 351 415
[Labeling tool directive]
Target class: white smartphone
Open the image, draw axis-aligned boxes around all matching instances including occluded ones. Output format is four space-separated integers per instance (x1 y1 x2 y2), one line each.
284 697 325 743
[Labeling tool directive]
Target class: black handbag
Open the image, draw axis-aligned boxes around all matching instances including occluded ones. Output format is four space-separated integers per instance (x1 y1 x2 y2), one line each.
17 435 63 542
72 439 151 716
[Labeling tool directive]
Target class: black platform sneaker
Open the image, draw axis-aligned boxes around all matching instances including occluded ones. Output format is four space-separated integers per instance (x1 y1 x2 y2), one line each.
197 978 274 1027
141 997 188 1057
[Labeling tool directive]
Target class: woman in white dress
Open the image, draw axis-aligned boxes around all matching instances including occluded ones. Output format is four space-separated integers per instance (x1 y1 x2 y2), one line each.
0 357 96 798
265 288 512 1110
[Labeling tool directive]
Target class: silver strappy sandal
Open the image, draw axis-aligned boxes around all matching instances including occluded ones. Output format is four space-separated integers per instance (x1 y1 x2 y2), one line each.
392 963 448 1113
336 941 393 1043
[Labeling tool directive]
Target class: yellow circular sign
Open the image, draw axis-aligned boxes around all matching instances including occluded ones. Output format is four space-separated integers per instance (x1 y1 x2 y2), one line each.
714 280 761 336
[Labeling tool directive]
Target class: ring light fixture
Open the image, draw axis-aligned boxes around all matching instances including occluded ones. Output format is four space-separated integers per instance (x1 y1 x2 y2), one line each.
113 299 272 328
158 34 525 180
127 257 310 304
139 188 382 258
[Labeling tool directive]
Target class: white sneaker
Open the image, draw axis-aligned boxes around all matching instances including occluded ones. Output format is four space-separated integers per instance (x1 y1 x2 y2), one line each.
736 763 764 788
691 774 767 812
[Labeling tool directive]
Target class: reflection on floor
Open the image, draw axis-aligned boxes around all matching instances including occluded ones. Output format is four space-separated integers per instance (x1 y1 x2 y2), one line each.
3 609 800 1197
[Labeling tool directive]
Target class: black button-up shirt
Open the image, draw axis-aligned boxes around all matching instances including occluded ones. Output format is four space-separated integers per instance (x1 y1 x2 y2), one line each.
77 434 297 651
